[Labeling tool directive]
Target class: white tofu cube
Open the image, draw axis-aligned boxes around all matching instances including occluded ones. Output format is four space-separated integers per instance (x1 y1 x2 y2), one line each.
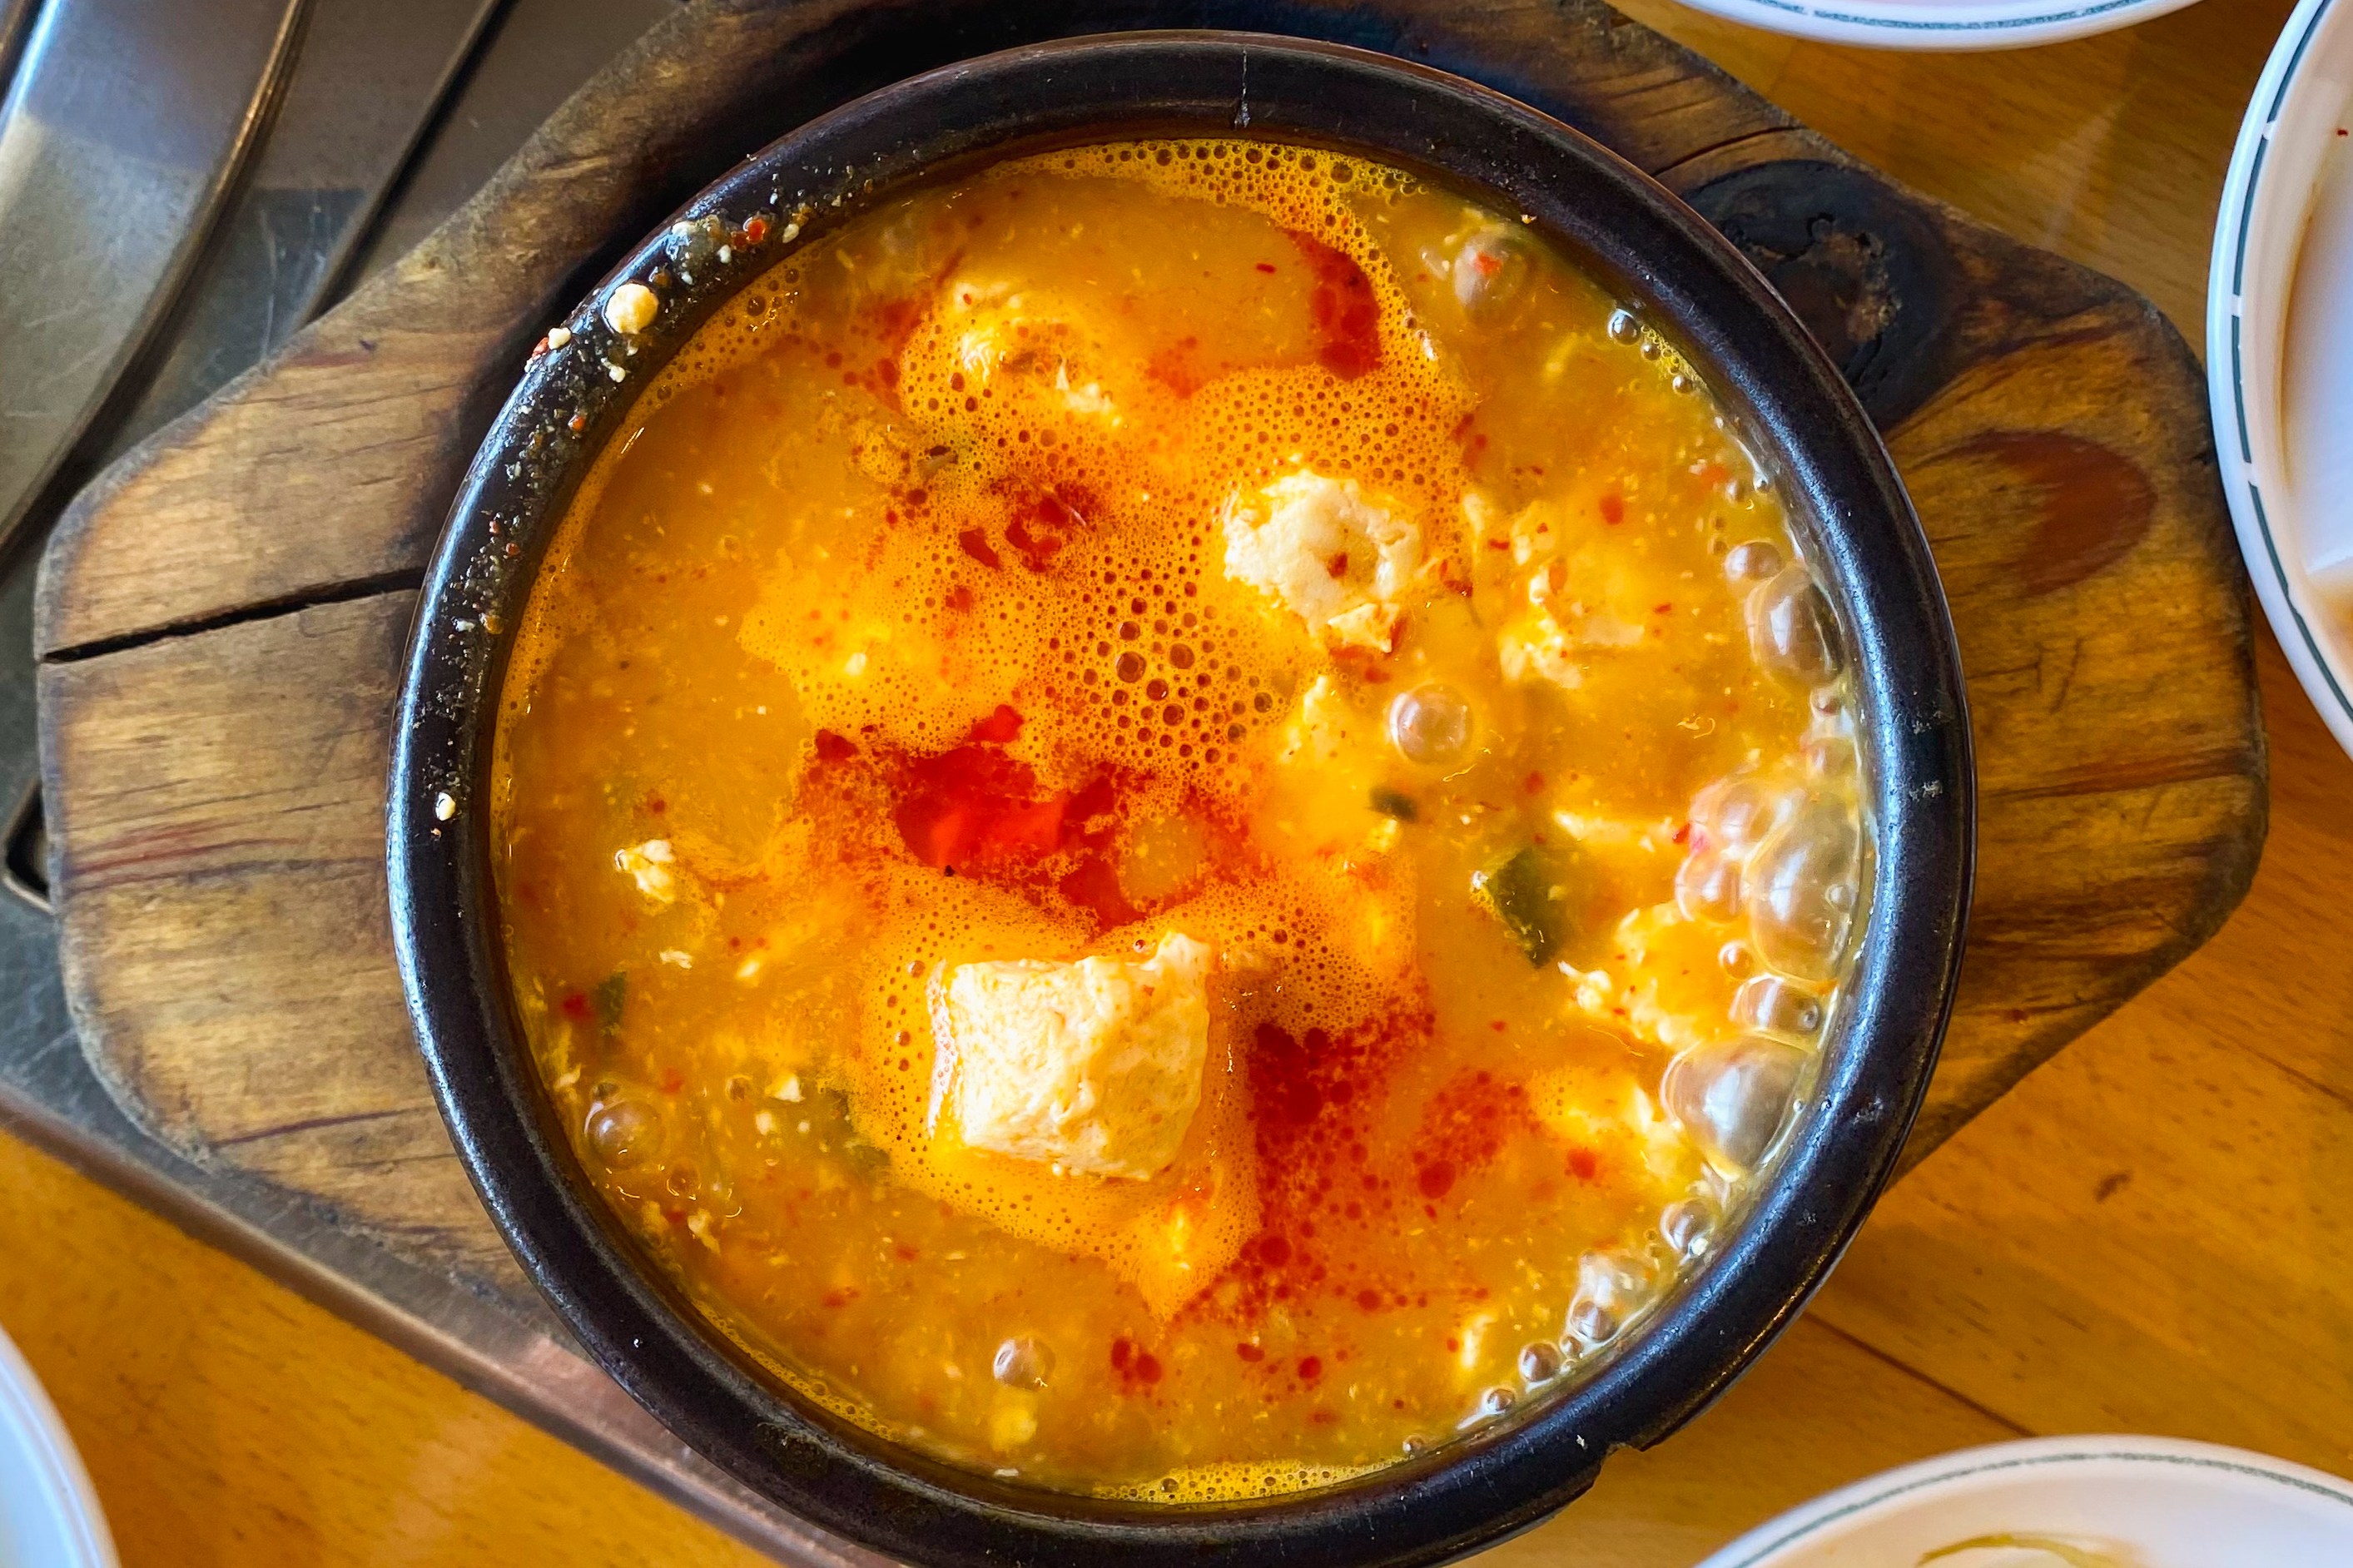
1223 470 1422 651
613 839 677 906
929 933 1213 1179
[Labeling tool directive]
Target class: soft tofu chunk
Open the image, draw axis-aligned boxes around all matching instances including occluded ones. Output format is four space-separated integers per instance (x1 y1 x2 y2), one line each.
613 839 678 906
938 276 1123 423
1223 470 1422 651
931 933 1213 1179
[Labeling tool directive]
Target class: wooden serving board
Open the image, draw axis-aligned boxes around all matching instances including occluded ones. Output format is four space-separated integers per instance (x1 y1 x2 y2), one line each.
35 0 2264 1316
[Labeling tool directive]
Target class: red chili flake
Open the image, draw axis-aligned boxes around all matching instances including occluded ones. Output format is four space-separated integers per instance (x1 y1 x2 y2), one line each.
646 795 667 813
1134 1352 1164 1385
529 334 550 360
966 704 1024 743
1254 261 1278 273
1485 537 1512 551
956 528 1001 569
1057 856 1138 928
1355 1288 1382 1312
660 1067 685 1093
1324 552 1351 578
891 744 1070 869
1003 488 1088 571
1490 1020 1507 1033
1524 772 1545 794
1671 821 1692 846
1110 1337 1134 1370
1250 1024 1333 1135
1412 1071 1538 1202
1235 1342 1265 1362
567 411 587 434
895 1243 919 1261
1654 602 1673 614
813 730 858 762
558 992 590 1021
1600 492 1626 525
943 583 974 613
1287 230 1380 379
1296 1356 1323 1382
1472 250 1505 278
822 1287 858 1308
744 214 770 244
1567 1148 1600 1182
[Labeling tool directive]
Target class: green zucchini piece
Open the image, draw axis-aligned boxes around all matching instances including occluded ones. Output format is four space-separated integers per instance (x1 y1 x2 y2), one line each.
1471 843 1591 967
592 970 628 1032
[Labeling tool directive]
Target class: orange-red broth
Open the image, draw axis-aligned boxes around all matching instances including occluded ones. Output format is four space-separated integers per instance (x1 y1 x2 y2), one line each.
493 140 1865 1499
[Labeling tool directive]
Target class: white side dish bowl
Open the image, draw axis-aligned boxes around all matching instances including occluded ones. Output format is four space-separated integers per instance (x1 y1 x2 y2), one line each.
0 1323 114 1568
2211 0 2353 763
1656 0 2199 52
1697 1435 2353 1566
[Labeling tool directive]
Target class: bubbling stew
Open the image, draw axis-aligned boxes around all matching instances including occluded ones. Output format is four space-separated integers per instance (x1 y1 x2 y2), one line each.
492 138 1870 1500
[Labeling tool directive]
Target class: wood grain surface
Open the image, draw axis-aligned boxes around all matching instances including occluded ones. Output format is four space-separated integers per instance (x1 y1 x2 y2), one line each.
2 0 2336 1565
31 0 2264 1302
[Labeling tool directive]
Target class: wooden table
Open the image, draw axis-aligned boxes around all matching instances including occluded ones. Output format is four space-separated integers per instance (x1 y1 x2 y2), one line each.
0 0 2342 1561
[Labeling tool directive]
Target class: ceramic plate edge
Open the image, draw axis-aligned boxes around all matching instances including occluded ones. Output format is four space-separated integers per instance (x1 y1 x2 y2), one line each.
1659 0 2200 52
0 1324 116 1568
2207 0 2353 763
1695 1435 2353 1567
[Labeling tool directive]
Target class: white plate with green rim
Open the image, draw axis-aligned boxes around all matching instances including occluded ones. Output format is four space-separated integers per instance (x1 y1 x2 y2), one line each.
1659 0 2200 52
0 1322 114 1568
1697 1436 2353 1566
2211 0 2353 763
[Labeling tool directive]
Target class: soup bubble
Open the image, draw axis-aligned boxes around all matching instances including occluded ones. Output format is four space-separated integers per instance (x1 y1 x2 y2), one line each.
1565 1248 1658 1348
1663 1035 1806 1175
1675 849 1743 924
1518 1341 1564 1382
1804 735 1857 778
1746 565 1844 687
585 1098 663 1169
1723 540 1782 582
1477 1387 1518 1417
1731 974 1825 1039
1690 773 1791 851
1387 684 1474 768
1451 231 1529 318
992 1335 1055 1392
1659 1197 1718 1261
1746 797 1862 982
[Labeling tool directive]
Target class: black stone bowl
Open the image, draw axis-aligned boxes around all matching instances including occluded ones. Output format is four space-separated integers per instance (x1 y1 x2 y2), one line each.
389 31 1973 1568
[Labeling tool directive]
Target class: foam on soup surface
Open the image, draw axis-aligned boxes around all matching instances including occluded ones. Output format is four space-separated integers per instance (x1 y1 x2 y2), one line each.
493 139 1869 1498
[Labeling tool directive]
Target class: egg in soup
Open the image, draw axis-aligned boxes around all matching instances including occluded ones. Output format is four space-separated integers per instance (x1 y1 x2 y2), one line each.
491 138 1869 1499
